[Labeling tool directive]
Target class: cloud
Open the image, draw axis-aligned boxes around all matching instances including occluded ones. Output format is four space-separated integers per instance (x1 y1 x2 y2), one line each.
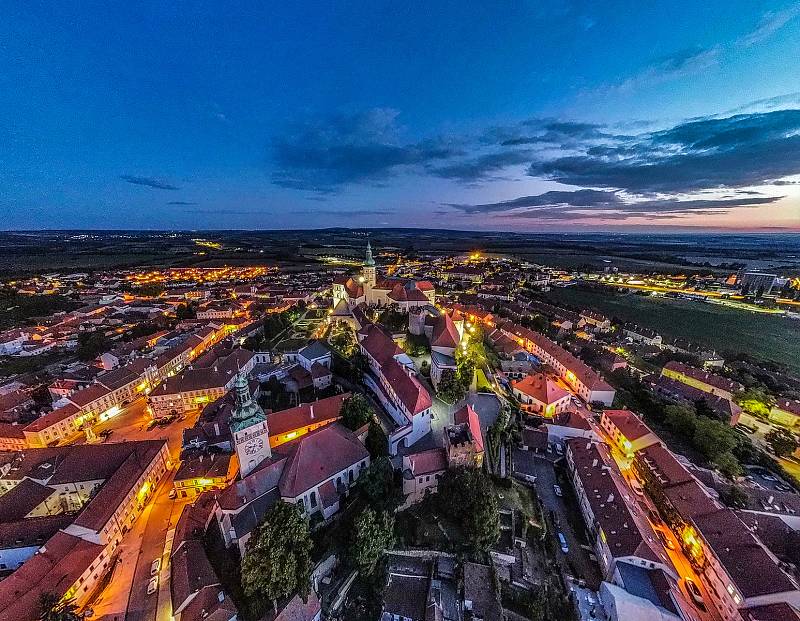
738 6 800 47
120 175 179 190
615 46 721 92
271 108 461 192
528 109 800 193
166 201 198 205
449 189 783 221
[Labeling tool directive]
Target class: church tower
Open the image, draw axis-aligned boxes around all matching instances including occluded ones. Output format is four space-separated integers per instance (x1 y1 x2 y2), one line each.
229 373 271 477
363 240 377 289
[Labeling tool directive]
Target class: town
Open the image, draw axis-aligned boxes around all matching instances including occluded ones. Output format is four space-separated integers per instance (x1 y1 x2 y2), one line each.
0 238 798 621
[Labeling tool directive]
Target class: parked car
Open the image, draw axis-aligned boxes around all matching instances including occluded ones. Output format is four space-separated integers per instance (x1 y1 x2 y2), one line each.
151 558 161 576
147 576 159 595
683 578 706 611
557 532 569 554
553 484 563 497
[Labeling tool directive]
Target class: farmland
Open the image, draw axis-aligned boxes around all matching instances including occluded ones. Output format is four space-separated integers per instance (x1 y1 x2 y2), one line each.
541 286 800 374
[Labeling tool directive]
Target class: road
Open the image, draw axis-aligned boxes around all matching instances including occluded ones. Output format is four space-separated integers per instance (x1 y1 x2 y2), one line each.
83 396 200 621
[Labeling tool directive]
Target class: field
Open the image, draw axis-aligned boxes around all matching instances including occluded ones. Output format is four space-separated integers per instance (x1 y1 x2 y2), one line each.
541 286 800 373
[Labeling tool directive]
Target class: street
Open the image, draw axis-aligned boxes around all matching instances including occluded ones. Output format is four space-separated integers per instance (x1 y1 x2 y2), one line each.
82 396 200 621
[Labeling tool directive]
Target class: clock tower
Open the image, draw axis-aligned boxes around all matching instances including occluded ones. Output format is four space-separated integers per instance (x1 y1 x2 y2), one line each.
229 373 271 477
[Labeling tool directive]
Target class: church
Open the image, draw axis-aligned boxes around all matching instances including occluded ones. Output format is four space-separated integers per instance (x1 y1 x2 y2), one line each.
214 373 370 555
331 241 435 311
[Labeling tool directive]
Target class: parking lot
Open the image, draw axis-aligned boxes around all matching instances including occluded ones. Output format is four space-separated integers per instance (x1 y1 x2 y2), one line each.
512 447 602 591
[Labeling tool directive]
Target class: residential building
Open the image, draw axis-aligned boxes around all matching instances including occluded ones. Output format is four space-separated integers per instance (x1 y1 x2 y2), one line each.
512 372 571 416
661 361 743 401
600 409 659 457
769 399 800 428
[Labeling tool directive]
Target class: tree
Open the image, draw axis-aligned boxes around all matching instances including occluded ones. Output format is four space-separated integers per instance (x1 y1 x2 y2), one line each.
734 388 775 419
365 420 388 458
340 394 373 430
693 417 737 461
358 456 399 511
437 368 466 404
664 405 696 437
437 468 500 553
349 507 394 575
76 331 110 361
38 593 79 621
241 501 313 610
766 428 799 458
175 302 196 320
713 451 742 480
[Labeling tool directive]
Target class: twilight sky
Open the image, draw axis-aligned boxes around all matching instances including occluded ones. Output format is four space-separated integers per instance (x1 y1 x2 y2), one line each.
2 1 800 231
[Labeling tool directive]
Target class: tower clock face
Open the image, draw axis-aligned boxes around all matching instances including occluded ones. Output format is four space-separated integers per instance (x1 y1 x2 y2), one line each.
244 437 264 455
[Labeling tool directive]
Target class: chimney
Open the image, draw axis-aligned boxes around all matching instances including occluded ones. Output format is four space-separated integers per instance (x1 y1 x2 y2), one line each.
309 404 314 419
592 458 598 468
607 493 614 503
768 495 775 504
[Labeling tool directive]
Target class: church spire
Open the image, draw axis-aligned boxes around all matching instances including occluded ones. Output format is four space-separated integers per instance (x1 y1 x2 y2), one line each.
364 240 375 267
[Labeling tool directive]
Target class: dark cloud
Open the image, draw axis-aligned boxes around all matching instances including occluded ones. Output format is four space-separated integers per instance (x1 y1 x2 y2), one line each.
166 200 198 205
528 109 800 193
120 175 179 190
271 109 462 192
270 103 800 198
450 189 783 221
430 150 535 182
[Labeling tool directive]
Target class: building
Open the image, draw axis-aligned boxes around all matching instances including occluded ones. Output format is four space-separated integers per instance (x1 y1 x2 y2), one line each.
173 452 237 499
580 309 612 333
332 242 435 311
0 441 170 620
494 320 615 405
739 271 777 295
565 439 668 580
266 392 349 448
401 448 448 506
214 382 370 555
769 399 800 428
646 374 742 425
512 372 571 416
600 409 659 457
661 361 743 401
148 348 255 418
358 323 432 455
622 323 663 347
444 404 484 468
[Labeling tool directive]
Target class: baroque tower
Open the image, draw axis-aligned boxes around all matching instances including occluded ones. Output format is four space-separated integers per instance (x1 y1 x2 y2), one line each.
229 373 271 477
362 240 377 289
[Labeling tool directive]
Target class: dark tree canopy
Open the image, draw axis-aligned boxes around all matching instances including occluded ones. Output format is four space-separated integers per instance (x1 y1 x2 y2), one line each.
437 468 500 553
341 393 374 430
241 501 313 605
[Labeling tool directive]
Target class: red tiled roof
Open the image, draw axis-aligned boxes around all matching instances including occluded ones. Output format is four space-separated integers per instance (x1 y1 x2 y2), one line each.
662 361 743 394
430 313 459 350
453 404 484 451
694 509 799 598
602 409 654 442
66 383 112 408
276 423 369 498
275 591 321 621
407 448 447 476
380 360 431 416
267 393 349 437
0 531 104 621
23 403 80 432
513 373 570 405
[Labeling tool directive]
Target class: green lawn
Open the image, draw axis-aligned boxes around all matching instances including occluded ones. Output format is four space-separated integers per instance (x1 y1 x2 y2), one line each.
476 368 493 392
542 287 800 373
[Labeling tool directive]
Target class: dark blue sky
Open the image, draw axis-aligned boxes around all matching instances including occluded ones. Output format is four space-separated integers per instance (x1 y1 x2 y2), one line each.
2 1 800 231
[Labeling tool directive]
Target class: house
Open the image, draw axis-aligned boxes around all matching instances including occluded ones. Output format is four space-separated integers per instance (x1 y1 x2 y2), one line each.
401 448 448 506
600 409 659 457
565 439 667 580
769 399 800 428
580 309 612 333
600 562 684 621
622 323 662 347
646 374 741 426
512 373 571 417
358 323 432 455
661 361 743 401
494 320 615 405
